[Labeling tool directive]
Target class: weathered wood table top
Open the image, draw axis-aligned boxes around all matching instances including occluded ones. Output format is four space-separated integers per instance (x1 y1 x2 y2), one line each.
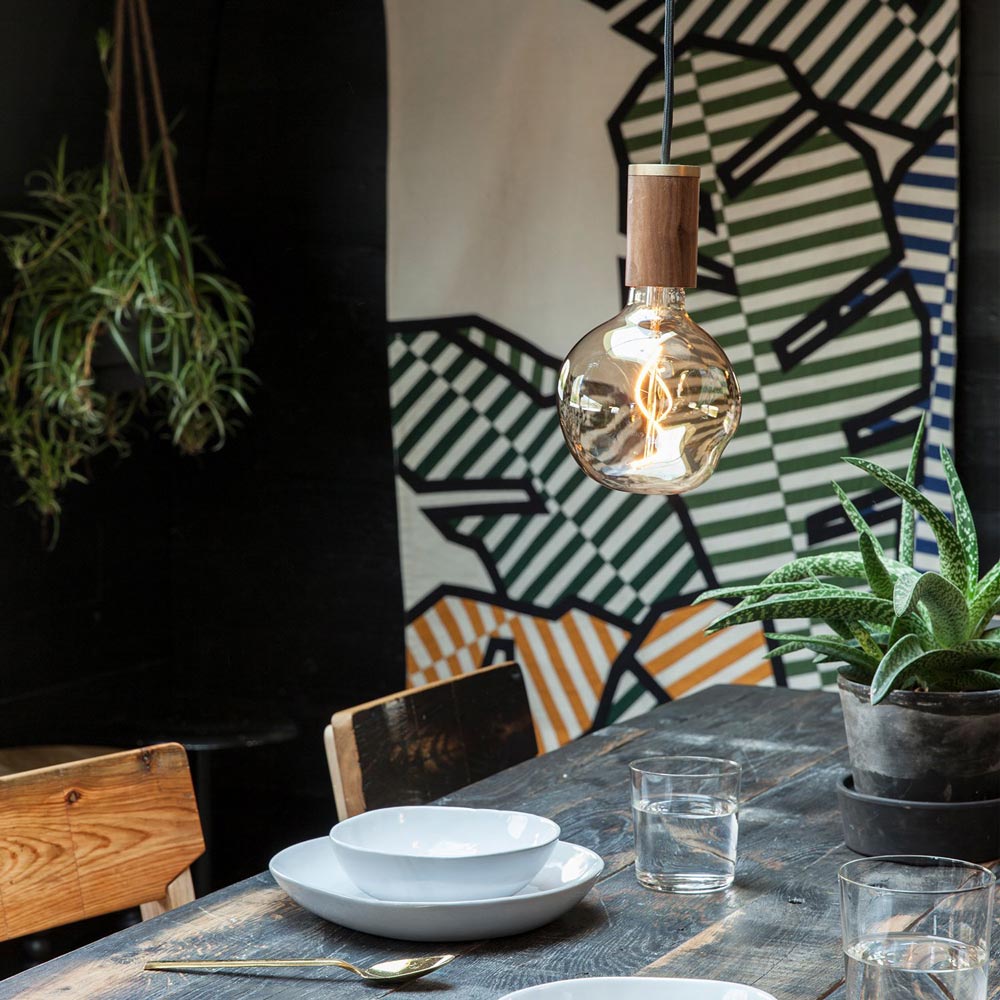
4 684 993 999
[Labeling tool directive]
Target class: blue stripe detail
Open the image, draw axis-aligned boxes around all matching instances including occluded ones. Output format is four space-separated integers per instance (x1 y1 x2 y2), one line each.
903 234 950 254
895 202 954 222
904 172 957 190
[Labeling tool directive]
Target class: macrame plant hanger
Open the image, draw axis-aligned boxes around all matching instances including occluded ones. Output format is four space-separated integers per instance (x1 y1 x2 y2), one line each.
104 0 183 220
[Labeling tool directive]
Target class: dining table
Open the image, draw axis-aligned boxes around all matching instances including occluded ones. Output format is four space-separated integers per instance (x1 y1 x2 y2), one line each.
0 683 985 999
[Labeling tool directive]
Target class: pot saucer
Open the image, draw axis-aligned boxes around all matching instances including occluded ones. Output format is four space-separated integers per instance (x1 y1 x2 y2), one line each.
269 838 603 941
837 772 1000 862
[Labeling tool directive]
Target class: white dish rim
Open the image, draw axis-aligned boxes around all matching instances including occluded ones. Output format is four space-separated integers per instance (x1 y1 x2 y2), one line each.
498 977 777 998
329 805 561 861
270 837 603 908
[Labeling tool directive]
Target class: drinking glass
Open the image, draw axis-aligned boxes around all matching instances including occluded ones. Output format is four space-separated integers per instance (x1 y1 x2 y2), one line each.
839 855 995 1000
629 755 741 893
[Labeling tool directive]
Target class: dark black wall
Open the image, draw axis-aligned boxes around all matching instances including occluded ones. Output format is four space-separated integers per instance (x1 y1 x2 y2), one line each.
0 0 403 889
956 0 1000 568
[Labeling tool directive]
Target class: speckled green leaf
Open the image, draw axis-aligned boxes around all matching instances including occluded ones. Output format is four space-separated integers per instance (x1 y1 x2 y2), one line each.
706 593 896 634
876 641 1000 699
898 415 925 567
832 481 884 556
940 446 978 585
844 456 969 594
872 634 925 703
695 581 849 605
764 632 879 670
893 571 969 648
759 552 868 585
969 561 1000 632
849 622 884 662
951 638 1000 658
828 618 856 640
933 670 1000 692
858 533 893 600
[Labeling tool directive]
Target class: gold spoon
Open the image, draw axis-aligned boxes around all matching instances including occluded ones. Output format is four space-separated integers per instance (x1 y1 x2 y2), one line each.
144 953 457 983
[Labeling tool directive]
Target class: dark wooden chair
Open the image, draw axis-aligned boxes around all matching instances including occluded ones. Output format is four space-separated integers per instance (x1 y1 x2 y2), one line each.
0 743 205 941
324 661 538 818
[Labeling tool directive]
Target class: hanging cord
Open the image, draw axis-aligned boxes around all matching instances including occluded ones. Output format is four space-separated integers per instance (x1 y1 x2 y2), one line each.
127 0 151 162
134 0 183 218
660 0 674 165
105 0 127 199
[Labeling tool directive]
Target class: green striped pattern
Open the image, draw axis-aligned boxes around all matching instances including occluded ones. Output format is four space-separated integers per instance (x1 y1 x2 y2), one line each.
389 326 708 620
675 0 956 131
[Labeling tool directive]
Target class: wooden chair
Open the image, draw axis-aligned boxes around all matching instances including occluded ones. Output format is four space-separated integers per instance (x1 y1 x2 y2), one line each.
0 743 205 941
324 661 538 818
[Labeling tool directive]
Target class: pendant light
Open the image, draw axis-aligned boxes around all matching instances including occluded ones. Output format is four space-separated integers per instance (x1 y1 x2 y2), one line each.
557 0 740 495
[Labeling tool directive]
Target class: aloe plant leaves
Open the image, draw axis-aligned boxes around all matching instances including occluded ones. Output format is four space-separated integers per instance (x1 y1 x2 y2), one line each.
871 637 1000 702
940 446 979 585
871 634 925 703
969 561 1000 632
897 413 925 568
858 532 893 600
763 631 879 670
893 571 969 648
843 457 970 594
706 593 895 634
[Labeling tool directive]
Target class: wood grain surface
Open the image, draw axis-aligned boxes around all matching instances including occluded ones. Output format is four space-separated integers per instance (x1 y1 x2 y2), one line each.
329 661 537 817
0 743 204 942
3 686 995 999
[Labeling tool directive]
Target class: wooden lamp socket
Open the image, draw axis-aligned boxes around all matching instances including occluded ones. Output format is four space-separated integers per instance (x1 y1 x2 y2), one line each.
625 164 700 289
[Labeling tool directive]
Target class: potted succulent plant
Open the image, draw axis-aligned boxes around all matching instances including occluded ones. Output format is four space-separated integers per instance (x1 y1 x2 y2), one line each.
695 419 1000 856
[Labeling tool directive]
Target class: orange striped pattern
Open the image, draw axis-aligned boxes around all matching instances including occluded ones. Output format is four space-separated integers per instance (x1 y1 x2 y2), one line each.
405 597 774 749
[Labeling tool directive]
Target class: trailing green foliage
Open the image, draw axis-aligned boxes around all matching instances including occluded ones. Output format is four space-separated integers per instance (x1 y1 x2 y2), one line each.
0 142 254 522
697 418 1000 703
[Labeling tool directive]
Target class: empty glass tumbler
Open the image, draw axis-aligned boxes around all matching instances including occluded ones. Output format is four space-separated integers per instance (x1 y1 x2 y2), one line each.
839 855 995 1000
629 755 741 893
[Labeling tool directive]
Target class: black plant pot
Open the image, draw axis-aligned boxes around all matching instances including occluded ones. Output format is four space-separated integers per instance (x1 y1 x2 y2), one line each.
838 675 1000 803
91 316 146 394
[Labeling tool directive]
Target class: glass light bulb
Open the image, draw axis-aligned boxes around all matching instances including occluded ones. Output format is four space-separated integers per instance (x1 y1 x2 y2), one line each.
557 286 740 494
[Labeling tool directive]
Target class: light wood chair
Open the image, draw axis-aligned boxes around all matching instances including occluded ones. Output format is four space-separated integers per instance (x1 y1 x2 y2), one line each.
0 743 205 941
324 661 538 818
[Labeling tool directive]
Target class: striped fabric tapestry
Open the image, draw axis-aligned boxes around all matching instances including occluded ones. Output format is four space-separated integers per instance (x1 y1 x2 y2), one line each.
384 0 959 751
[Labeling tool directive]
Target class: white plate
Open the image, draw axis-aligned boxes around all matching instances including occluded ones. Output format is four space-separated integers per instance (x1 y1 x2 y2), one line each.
269 838 603 941
499 979 777 999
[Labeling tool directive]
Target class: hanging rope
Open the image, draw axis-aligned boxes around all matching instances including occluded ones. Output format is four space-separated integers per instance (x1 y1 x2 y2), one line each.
133 0 183 218
660 0 675 165
102 0 183 218
126 0 151 162
105 0 127 198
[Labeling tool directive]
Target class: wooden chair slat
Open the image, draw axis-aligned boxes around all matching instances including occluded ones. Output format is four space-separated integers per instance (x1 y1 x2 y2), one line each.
326 662 538 818
0 743 205 940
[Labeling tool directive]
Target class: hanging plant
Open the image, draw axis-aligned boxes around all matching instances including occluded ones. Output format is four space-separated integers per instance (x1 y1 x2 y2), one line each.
0 0 255 530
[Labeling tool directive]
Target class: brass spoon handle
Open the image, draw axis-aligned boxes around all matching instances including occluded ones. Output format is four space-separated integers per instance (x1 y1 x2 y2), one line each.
146 959 361 971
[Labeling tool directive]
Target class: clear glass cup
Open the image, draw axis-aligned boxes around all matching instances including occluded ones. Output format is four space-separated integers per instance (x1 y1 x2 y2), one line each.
629 755 741 893
839 855 995 1000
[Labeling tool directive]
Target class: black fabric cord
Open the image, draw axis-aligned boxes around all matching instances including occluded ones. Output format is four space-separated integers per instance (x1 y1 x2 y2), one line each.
660 0 674 164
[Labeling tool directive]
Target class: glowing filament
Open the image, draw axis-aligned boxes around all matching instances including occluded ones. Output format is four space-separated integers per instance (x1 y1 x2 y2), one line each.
634 353 674 463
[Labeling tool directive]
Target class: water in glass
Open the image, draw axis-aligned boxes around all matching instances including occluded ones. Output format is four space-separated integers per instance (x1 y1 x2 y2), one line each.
845 933 987 1000
633 793 737 892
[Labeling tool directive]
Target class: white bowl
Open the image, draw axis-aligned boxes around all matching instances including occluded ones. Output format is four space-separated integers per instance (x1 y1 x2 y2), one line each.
329 805 560 901
498 979 777 999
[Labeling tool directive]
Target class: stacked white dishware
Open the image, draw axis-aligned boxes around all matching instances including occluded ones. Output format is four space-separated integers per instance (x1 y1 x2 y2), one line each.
269 805 604 940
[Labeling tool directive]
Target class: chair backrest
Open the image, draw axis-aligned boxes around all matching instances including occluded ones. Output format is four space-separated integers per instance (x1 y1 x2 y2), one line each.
0 743 205 941
325 661 538 818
